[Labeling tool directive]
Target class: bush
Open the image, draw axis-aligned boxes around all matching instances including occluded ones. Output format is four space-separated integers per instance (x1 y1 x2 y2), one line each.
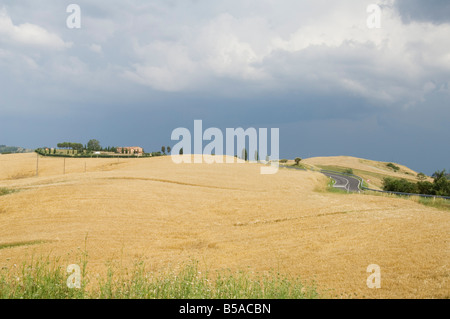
382 177 418 193
417 172 427 181
279 159 288 163
387 163 400 172
433 176 450 196
382 172 450 197
417 181 433 195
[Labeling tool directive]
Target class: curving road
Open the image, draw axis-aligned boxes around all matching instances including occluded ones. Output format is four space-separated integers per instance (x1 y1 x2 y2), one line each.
322 172 361 192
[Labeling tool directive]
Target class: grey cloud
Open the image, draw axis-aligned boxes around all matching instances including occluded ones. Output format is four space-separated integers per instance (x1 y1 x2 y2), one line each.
1 1 449 174
395 0 450 24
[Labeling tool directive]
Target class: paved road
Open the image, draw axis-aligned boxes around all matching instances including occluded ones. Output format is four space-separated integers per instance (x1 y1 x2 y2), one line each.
322 172 361 192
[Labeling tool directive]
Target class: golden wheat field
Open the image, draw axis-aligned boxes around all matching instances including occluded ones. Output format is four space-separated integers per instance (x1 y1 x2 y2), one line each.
0 153 448 298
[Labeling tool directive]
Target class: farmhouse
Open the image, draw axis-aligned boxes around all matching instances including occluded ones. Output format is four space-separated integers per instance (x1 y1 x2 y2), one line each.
116 146 144 155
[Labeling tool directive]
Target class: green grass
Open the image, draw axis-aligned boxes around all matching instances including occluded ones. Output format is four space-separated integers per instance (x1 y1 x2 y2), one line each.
360 191 450 211
0 188 17 196
0 256 319 299
97 260 319 299
317 165 351 174
324 175 449 211
289 163 308 170
279 163 315 171
417 197 450 211
0 257 87 299
326 178 349 194
0 240 49 250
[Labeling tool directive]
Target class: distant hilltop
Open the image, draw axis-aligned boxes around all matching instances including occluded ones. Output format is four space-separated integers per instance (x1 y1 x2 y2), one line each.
0 145 33 154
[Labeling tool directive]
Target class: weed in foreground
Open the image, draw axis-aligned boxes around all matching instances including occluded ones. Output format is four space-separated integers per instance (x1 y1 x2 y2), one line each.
0 257 319 299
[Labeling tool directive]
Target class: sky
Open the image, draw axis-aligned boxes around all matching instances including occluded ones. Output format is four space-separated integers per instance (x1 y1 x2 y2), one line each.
0 0 449 175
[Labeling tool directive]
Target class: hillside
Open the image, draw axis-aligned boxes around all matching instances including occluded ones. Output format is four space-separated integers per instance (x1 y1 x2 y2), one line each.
0 145 33 154
302 156 432 189
0 153 448 298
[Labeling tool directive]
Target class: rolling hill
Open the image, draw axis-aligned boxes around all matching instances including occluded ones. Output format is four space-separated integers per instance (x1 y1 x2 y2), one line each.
0 153 448 298
0 145 33 154
302 156 432 189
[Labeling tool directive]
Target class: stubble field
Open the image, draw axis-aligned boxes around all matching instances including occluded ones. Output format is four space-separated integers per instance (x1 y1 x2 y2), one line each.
0 153 448 298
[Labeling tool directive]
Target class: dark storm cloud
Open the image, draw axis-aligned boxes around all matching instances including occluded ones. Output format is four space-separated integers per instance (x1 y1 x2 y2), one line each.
0 1 449 174
395 0 450 24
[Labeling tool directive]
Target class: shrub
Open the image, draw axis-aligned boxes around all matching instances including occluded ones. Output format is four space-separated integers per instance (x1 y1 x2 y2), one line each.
417 172 427 181
382 177 418 193
382 173 450 197
417 181 433 195
387 163 400 172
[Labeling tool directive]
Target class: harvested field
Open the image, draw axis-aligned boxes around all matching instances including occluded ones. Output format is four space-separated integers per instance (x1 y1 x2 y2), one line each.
0 153 448 298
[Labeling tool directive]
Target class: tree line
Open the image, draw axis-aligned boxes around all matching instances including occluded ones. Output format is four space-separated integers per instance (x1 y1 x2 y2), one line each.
42 140 168 157
56 140 120 153
382 170 450 196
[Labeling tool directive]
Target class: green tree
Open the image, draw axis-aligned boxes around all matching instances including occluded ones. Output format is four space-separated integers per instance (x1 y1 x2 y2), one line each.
294 157 302 165
242 148 248 161
167 146 171 154
179 148 183 155
87 139 101 151
417 181 433 195
382 177 418 193
161 146 166 154
72 143 82 152
432 169 446 182
432 170 450 196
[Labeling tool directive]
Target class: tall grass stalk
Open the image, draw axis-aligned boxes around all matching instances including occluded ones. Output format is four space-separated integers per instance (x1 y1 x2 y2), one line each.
0 257 318 299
